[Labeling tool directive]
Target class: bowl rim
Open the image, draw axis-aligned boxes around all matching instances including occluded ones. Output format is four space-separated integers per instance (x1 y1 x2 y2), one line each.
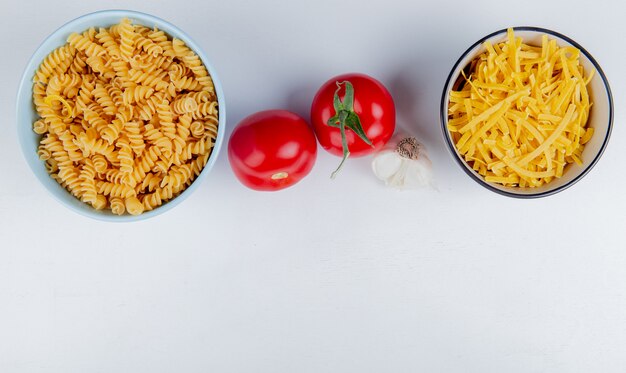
439 26 614 199
16 9 226 222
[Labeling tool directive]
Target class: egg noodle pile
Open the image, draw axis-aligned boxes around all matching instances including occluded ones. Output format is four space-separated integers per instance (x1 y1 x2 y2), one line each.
448 29 594 187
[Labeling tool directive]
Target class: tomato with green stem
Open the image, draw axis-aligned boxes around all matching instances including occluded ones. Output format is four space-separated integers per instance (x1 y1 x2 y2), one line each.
310 73 396 178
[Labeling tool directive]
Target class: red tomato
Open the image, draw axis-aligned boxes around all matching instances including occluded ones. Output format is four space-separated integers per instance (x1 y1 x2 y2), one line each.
228 110 317 191
311 73 395 177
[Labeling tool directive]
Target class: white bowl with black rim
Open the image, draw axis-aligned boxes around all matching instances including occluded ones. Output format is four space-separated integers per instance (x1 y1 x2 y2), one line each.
16 10 226 221
440 26 613 198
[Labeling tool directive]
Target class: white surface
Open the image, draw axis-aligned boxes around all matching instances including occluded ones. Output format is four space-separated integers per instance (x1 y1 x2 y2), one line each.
1 0 624 372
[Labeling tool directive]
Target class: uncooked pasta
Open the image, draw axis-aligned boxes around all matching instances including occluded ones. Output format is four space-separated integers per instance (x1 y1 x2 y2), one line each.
33 18 218 215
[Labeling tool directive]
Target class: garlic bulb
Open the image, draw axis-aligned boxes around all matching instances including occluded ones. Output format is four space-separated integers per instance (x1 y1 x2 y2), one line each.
372 136 434 189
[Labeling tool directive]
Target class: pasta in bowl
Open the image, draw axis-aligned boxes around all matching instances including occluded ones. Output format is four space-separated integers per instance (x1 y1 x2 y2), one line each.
17 10 225 221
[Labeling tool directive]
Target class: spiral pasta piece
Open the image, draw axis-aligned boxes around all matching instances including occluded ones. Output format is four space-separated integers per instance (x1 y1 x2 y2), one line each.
172 39 212 88
171 97 198 115
124 121 145 156
86 55 115 79
111 60 130 79
96 180 135 199
110 197 126 215
139 172 161 193
135 94 163 121
37 145 51 161
67 32 106 58
33 120 48 135
135 35 163 57
190 121 204 139
123 84 154 105
127 68 169 91
93 84 117 116
119 18 137 61
133 145 158 180
79 159 98 204
157 100 176 140
34 45 75 84
204 116 219 140
147 28 175 57
143 124 173 152
69 53 88 75
193 101 218 120
96 28 121 59
39 107 69 134
92 154 108 173
83 109 108 133
101 119 124 145
75 76 96 111
58 130 83 162
116 138 134 174
172 75 202 91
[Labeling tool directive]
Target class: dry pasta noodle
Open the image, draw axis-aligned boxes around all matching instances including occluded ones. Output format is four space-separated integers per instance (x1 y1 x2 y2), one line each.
447 28 594 188
33 18 219 215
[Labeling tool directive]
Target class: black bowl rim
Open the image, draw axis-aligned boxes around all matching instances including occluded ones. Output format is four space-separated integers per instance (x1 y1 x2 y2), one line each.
440 26 614 199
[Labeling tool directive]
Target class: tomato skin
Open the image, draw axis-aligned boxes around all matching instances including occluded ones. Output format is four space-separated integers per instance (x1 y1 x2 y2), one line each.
310 73 395 157
228 110 317 191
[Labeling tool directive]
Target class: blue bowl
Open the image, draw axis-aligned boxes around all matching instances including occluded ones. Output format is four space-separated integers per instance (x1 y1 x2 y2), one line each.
16 10 226 221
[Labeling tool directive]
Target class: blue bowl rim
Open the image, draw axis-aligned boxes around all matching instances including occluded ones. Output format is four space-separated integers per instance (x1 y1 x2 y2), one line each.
16 9 226 222
439 26 614 199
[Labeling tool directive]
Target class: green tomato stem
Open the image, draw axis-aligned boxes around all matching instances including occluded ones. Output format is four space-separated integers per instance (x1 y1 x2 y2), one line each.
326 81 374 179
331 115 350 179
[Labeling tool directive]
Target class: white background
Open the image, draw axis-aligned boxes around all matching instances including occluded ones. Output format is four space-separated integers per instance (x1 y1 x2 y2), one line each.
1 0 625 372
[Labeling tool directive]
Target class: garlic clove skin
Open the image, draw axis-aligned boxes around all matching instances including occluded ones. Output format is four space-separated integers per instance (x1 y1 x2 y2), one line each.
371 136 434 189
403 156 433 188
387 158 409 188
371 149 403 181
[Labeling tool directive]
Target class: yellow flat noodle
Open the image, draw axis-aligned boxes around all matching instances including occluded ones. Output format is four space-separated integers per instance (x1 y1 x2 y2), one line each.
455 131 472 151
458 89 529 134
461 70 489 104
448 117 468 126
497 117 509 135
552 79 576 115
44 94 74 118
503 158 554 179
580 127 594 144
559 51 571 80
568 59 583 82
463 99 474 121
538 113 562 122
556 135 572 147
472 82 511 91
459 103 510 154
571 153 583 165
508 112 545 142
450 90 471 99
484 40 497 56
518 104 576 166
476 142 492 163
519 51 540 59
448 95 466 104
485 175 520 184
584 69 595 85
449 102 463 113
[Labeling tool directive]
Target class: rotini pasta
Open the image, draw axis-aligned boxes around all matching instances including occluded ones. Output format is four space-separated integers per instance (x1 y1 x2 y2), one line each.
33 18 218 215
